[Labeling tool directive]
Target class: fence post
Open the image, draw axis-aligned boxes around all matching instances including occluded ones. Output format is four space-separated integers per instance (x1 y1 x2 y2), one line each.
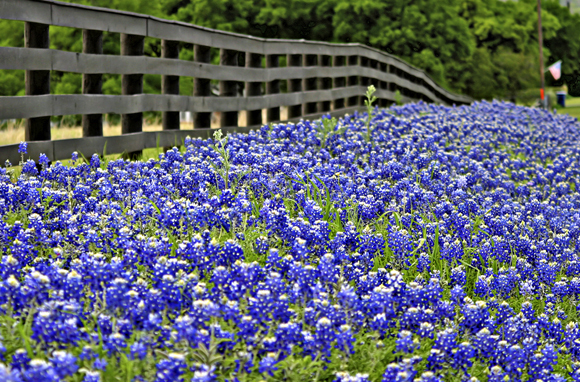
25 22 50 142
384 64 391 106
317 55 331 114
162 40 180 137
379 62 388 108
332 55 345 111
360 57 370 107
287 54 302 120
219 48 238 128
121 33 144 159
266 54 280 123
194 45 211 129
369 59 379 90
304 54 317 116
367 59 379 109
347 55 360 108
246 52 263 127
388 64 395 93
82 29 103 137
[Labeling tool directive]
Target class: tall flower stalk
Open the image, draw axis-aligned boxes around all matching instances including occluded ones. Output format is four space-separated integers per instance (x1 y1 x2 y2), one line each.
364 85 377 143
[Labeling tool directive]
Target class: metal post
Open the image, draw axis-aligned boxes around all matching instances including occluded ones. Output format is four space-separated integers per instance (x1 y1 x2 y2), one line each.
538 0 546 109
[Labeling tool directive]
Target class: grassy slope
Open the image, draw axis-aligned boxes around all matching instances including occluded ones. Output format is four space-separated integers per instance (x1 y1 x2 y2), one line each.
564 96 580 120
2 100 579 381
560 0 580 13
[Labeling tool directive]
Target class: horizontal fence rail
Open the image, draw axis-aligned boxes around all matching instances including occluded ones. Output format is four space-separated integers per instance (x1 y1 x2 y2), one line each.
0 0 473 165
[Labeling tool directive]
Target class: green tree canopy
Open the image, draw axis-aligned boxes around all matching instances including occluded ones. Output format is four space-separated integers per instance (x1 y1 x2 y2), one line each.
0 0 578 101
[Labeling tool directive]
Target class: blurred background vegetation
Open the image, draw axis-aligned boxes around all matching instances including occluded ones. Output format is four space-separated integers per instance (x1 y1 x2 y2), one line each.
552 0 580 14
1 0 579 124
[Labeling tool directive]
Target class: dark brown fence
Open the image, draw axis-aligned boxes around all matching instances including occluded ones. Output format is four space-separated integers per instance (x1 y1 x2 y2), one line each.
0 0 473 165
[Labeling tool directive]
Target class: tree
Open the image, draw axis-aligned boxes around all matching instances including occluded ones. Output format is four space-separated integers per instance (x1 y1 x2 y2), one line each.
543 0 580 95
1 0 579 103
459 0 560 100
330 0 476 93
253 0 336 41
0 20 25 97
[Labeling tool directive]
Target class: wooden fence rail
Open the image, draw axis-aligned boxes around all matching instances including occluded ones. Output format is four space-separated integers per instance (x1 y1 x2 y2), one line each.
0 0 473 165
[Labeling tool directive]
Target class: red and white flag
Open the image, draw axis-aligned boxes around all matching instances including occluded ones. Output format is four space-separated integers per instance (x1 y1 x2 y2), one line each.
547 60 562 80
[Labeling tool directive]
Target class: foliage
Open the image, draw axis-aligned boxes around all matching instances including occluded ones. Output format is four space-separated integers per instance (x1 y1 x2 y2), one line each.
364 85 377 142
543 0 580 95
555 0 580 14
314 115 345 152
394 89 402 106
3 96 580 380
0 0 579 102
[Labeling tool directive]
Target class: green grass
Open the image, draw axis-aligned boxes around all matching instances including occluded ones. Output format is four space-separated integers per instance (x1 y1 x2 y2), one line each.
564 107 580 120
556 95 580 120
4 98 580 380
7 146 168 179
566 96 580 108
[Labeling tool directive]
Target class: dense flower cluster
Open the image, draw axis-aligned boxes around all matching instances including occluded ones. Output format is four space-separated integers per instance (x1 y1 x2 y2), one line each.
1 100 580 381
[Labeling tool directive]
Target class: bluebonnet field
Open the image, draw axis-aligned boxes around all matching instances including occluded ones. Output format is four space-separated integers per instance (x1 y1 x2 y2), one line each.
1 86 580 382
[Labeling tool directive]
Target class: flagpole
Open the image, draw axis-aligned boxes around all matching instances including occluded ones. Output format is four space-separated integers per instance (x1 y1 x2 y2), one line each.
538 0 546 109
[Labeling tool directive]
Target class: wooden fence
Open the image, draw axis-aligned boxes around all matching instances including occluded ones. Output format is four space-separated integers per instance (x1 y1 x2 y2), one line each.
0 0 473 165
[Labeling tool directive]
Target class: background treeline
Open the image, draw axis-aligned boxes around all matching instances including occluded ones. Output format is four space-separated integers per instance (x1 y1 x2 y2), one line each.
1 0 579 105
551 0 579 14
